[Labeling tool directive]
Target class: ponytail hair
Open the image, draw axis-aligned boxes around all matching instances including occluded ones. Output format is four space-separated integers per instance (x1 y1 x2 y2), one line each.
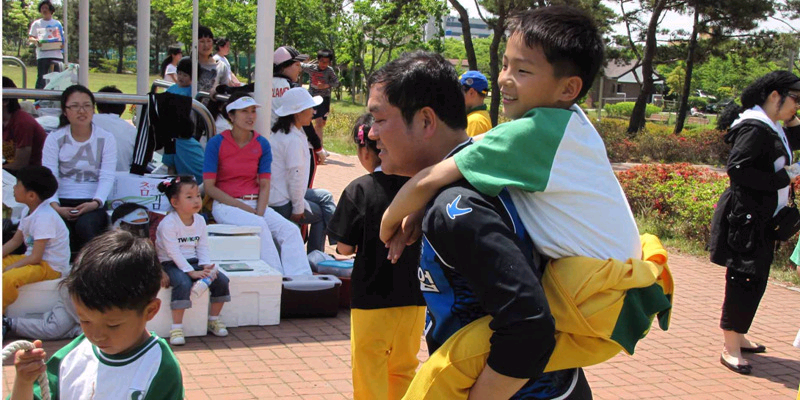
717 70 800 131
352 113 378 156
160 45 182 78
157 175 197 201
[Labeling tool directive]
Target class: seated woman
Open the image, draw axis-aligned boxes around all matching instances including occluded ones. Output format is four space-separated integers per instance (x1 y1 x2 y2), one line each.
202 92 311 276
268 88 336 253
42 84 117 254
3 76 47 175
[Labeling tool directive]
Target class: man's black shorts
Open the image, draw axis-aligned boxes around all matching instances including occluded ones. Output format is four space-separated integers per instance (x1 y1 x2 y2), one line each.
313 96 331 120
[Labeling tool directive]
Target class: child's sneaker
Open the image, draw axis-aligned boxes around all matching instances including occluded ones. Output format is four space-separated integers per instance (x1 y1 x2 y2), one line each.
169 328 185 346
207 319 228 337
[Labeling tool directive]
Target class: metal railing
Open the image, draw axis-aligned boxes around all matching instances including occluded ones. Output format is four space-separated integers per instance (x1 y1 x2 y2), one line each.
150 79 230 102
3 56 28 88
2 88 216 138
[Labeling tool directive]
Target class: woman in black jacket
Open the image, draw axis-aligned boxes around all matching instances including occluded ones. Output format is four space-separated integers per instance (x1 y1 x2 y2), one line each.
709 71 800 374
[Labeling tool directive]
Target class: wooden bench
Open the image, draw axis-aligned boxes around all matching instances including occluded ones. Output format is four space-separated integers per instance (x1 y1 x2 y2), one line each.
646 113 669 123
687 116 709 125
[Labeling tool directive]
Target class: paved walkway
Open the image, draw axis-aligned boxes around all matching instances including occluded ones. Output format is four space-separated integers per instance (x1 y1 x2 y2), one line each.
4 153 800 399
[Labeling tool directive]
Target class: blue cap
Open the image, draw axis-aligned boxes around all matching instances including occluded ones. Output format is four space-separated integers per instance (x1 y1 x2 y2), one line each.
459 70 489 94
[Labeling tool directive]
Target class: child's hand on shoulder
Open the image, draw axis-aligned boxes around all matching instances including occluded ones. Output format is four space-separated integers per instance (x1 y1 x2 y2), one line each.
13 340 47 385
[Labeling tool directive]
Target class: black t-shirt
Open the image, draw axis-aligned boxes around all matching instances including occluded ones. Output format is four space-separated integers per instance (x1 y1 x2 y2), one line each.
327 170 426 309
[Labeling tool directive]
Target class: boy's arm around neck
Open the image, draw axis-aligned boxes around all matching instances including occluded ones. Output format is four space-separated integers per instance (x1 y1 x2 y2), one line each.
379 157 463 244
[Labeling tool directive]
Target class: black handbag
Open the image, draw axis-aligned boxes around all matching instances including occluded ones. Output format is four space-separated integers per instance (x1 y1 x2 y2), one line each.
770 184 800 241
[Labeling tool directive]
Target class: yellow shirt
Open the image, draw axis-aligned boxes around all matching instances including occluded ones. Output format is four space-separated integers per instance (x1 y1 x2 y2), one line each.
466 106 492 137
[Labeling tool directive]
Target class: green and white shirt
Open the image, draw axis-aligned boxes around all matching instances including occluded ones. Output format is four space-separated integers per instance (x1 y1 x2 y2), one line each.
31 333 183 400
454 104 641 261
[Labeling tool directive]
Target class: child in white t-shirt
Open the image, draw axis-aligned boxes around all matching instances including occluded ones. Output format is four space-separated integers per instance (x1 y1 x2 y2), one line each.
155 175 230 346
2 166 69 312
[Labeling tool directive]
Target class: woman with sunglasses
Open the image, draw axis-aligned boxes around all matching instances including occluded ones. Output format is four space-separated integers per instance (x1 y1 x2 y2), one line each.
710 71 800 375
42 84 117 254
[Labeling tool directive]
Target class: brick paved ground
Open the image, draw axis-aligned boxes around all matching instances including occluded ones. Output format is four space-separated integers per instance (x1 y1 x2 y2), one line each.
4 153 800 399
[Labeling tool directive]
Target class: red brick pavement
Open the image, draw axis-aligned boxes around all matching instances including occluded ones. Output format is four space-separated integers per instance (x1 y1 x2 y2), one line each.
4 153 800 399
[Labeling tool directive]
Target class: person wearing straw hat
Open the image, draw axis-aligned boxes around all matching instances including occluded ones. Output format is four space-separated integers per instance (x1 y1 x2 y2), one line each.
268 88 337 253
203 93 312 276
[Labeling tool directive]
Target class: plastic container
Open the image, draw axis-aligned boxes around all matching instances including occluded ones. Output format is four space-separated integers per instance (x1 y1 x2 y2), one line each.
315 259 354 278
281 275 341 318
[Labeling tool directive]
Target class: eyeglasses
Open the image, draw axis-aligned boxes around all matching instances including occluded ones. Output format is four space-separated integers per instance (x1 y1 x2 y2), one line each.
65 104 93 112
788 93 800 105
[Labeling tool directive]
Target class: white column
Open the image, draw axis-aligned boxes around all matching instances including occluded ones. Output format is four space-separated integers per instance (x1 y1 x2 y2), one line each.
79 0 88 85
136 0 150 95
191 0 199 98
62 0 68 62
254 0 276 136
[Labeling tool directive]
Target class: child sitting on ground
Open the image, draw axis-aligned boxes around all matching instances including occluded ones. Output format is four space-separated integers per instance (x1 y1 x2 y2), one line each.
326 114 426 400
3 202 166 341
2 166 69 312
155 175 230 346
9 230 183 399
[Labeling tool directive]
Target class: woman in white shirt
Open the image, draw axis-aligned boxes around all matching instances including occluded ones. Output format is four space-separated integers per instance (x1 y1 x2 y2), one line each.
268 88 336 253
160 45 182 83
42 84 117 254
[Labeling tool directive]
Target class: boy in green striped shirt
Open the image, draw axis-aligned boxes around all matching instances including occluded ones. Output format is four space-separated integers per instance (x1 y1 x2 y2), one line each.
10 230 183 400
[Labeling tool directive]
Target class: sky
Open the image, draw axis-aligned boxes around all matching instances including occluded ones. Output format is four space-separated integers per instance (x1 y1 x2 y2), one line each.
458 1 800 40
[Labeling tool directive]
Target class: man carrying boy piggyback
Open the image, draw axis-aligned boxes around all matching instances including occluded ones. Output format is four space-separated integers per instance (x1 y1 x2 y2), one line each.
303 49 340 150
10 230 183 399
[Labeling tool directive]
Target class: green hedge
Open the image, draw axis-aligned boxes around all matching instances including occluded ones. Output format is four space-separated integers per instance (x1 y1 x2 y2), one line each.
603 102 662 118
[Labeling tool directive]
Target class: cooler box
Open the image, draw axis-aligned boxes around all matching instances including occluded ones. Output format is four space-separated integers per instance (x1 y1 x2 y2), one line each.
147 288 210 338
281 275 341 318
207 224 261 261
5 278 64 318
216 259 282 327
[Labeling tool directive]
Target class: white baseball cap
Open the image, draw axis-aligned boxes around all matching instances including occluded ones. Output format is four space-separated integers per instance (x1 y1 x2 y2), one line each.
225 96 262 113
275 88 322 117
274 46 309 65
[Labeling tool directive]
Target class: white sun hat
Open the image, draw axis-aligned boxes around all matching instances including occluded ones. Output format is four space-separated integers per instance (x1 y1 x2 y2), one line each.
225 96 262 113
275 87 323 117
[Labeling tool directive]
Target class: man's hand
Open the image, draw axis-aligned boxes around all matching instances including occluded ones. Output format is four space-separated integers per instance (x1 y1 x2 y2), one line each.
13 340 47 386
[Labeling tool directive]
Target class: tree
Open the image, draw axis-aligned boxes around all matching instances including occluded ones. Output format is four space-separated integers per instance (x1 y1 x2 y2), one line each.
448 0 478 70
92 0 137 73
672 0 774 134
3 0 38 58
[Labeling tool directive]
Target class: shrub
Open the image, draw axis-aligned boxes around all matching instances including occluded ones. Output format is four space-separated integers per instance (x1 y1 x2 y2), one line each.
687 96 708 109
603 102 662 118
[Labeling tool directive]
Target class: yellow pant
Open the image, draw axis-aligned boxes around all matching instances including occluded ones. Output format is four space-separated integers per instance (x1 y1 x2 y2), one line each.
402 315 492 400
351 306 426 400
3 255 61 311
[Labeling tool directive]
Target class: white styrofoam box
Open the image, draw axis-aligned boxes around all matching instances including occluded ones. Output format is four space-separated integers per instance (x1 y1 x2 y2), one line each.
5 278 64 318
208 236 261 261
216 259 282 327
207 224 262 261
147 287 210 338
207 225 261 235
2 170 26 222
107 172 173 212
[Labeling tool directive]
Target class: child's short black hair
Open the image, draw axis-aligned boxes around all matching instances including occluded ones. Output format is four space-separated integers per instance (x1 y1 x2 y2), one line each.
215 37 230 51
368 51 467 131
64 230 161 313
157 175 198 201
38 0 55 13
96 86 125 115
16 166 58 201
198 25 213 40
317 49 334 62
352 113 378 155
508 6 604 101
